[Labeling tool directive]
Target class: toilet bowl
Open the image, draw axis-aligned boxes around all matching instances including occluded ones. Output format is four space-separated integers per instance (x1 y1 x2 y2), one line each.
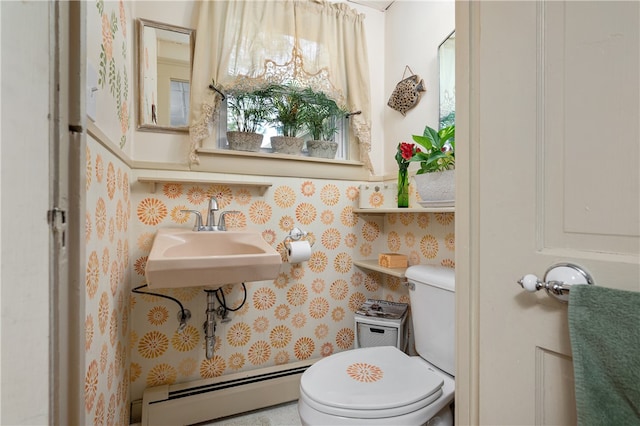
298 346 454 425
298 265 456 426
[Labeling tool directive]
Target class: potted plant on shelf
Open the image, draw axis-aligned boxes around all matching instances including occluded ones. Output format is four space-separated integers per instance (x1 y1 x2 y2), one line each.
410 124 455 205
226 90 271 152
299 88 347 159
264 84 307 155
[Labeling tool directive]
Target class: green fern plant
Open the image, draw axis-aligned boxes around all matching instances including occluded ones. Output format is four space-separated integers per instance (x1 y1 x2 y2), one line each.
227 91 271 133
263 83 306 137
299 88 346 141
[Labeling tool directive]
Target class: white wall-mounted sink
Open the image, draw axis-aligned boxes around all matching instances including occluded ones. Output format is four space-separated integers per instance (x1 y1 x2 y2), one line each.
145 228 282 289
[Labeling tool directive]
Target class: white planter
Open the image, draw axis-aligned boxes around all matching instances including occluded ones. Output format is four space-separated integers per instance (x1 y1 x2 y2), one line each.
413 169 455 205
270 136 304 155
307 140 338 159
227 131 263 152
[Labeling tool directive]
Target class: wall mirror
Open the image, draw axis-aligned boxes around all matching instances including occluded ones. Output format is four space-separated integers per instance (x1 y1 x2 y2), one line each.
438 30 455 129
137 18 194 133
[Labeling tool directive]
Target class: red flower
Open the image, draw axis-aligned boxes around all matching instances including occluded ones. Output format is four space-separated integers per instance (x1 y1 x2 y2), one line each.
400 142 414 160
396 142 421 169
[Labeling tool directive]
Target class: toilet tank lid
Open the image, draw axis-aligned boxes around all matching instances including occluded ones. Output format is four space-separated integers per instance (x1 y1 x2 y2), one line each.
405 265 455 292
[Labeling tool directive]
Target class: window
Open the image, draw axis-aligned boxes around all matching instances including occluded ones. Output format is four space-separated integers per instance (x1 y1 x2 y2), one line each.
169 79 190 127
190 1 373 172
218 86 350 160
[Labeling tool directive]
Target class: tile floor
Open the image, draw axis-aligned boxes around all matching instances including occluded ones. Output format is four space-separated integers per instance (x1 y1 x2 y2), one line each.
202 401 302 426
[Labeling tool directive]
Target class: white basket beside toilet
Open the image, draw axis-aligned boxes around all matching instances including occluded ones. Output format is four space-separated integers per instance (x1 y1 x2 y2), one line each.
355 299 409 351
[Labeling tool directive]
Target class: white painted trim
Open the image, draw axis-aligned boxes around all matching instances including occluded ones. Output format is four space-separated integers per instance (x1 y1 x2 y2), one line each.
454 0 481 424
87 121 135 167
141 359 315 425
192 148 372 181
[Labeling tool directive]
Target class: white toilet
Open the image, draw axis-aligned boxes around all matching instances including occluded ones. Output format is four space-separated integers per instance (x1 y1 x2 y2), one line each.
298 265 455 426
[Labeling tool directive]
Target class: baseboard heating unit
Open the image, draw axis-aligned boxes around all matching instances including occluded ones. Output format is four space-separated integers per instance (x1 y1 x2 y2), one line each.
141 358 316 425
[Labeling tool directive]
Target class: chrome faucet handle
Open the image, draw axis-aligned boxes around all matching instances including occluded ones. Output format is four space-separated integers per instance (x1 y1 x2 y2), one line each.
206 197 219 229
180 210 205 231
217 210 241 231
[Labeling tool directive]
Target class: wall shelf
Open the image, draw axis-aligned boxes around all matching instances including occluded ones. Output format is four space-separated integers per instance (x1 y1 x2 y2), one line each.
353 259 408 279
137 176 273 195
353 205 454 214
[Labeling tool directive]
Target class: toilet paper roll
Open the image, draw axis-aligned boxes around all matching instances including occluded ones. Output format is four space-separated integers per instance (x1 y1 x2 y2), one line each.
287 240 312 263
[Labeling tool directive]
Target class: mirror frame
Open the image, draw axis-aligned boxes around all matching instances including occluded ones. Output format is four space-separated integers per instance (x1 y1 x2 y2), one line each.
137 18 195 134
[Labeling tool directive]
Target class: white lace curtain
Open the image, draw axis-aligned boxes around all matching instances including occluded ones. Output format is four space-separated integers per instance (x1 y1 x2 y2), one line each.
189 0 373 171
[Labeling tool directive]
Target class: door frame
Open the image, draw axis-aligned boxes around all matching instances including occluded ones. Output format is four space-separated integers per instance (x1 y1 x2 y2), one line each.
454 1 481 424
52 1 86 424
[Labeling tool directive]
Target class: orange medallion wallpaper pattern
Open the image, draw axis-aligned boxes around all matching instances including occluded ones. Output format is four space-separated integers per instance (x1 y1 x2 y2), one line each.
85 138 132 424
85 134 455 418
127 174 455 402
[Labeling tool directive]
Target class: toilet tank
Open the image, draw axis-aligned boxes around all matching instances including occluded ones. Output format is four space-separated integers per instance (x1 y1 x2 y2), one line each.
405 265 455 376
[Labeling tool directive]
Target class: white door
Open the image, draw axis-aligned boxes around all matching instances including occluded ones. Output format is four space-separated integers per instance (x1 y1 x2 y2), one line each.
1 2 54 424
456 1 640 424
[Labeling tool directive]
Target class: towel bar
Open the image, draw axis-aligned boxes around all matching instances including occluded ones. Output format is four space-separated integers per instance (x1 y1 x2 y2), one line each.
517 263 595 302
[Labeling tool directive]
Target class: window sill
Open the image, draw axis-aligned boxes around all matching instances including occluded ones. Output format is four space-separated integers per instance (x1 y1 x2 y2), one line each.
192 148 371 181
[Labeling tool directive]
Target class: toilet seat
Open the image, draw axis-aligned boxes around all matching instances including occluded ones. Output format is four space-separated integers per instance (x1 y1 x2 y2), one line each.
300 346 445 419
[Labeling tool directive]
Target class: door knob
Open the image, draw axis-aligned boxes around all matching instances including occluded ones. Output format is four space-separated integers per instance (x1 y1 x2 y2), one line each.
517 263 595 302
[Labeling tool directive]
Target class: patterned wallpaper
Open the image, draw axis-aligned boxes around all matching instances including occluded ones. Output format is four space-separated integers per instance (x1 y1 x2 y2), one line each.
84 137 132 424
91 0 132 149
85 0 134 422
128 178 455 401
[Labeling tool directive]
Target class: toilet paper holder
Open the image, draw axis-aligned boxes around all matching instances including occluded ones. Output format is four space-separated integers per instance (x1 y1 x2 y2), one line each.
283 227 314 249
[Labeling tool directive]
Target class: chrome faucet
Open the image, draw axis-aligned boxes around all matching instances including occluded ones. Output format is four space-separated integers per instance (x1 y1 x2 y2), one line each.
206 196 219 230
181 197 239 231
180 209 205 231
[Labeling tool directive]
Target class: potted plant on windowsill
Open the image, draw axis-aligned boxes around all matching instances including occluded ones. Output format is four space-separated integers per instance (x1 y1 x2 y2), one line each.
264 84 306 155
226 90 271 152
300 88 347 159
410 124 455 205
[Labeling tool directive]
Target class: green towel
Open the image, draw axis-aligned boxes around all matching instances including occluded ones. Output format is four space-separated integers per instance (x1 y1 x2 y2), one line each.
568 285 640 425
